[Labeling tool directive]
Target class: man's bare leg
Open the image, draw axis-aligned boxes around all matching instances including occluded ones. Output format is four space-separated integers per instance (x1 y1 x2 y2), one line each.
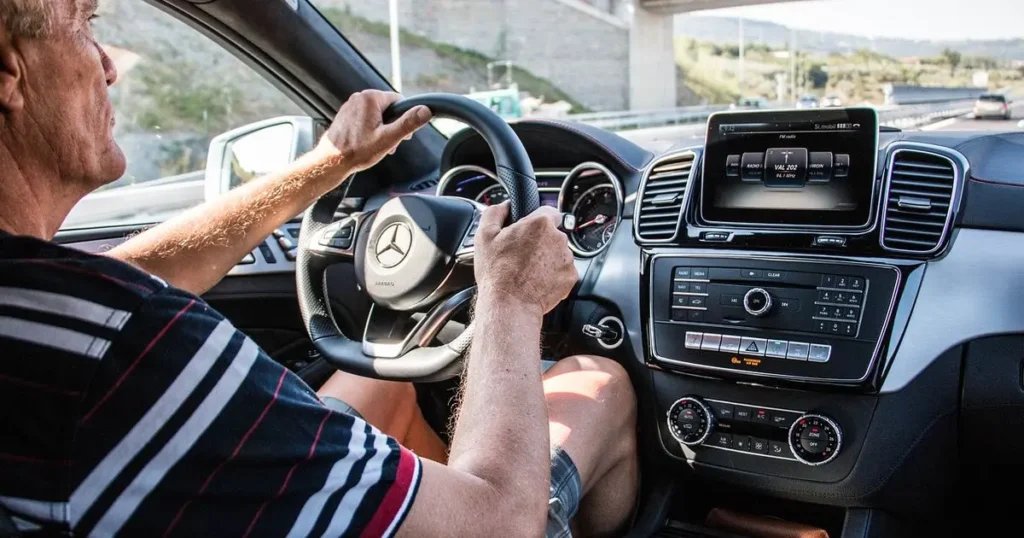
317 371 448 463
544 355 639 537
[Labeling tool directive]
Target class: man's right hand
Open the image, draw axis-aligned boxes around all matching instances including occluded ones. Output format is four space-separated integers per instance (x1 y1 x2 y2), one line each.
474 203 579 315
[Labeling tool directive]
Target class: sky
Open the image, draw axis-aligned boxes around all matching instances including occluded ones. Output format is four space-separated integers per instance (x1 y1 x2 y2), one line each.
693 0 1024 41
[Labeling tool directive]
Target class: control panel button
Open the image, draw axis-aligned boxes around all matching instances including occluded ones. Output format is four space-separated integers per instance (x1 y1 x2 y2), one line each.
818 289 834 303
816 305 831 317
777 298 800 312
702 231 731 242
691 267 710 279
831 306 844 319
808 344 832 363
743 288 773 317
789 414 842 466
843 307 858 321
240 253 256 265
840 322 857 337
734 406 754 422
674 282 690 293
764 270 785 281
709 402 735 421
667 397 715 446
834 292 848 304
725 155 741 177
721 294 742 307
690 282 708 293
769 441 791 458
741 269 763 279
687 310 705 322
688 297 707 308
672 309 688 321
752 408 771 423
739 338 767 356
850 277 865 291
766 340 788 358
751 437 770 454
815 320 828 333
821 275 837 288
846 292 862 306
711 432 733 448
786 342 810 361
719 335 741 353
733 436 751 451
284 249 298 262
740 152 765 181
673 296 689 307
700 333 722 351
808 151 833 181
771 410 801 427
764 148 808 187
674 267 691 279
836 275 851 289
287 228 301 238
258 243 277 263
834 154 851 178
814 235 847 247
684 332 703 350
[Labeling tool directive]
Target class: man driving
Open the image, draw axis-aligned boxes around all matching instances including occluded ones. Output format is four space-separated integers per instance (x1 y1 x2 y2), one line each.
0 1 638 537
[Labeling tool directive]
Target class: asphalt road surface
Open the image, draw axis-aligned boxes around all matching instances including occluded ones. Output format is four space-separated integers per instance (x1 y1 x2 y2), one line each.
921 101 1024 132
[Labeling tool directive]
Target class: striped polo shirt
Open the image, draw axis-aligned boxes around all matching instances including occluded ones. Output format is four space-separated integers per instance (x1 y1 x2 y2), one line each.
0 231 421 537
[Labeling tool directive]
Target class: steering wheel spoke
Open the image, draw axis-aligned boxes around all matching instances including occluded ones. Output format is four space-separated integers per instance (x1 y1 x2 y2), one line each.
362 287 475 358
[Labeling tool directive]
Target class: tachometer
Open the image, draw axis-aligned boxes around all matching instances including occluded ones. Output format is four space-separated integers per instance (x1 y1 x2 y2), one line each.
475 184 510 206
571 185 619 253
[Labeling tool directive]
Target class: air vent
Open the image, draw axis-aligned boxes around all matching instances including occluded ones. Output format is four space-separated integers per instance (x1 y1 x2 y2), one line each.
408 178 439 192
635 152 695 242
880 149 957 254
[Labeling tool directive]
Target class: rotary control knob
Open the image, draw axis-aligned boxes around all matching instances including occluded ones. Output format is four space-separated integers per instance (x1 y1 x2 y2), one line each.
666 396 715 446
743 288 773 317
788 414 843 466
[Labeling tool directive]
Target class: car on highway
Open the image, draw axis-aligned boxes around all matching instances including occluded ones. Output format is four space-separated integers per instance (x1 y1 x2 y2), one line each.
796 94 820 108
974 93 1012 119
821 94 843 107
16 1 1024 537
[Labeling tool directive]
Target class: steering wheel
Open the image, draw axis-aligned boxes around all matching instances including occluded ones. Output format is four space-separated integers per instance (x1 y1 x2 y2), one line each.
296 94 540 381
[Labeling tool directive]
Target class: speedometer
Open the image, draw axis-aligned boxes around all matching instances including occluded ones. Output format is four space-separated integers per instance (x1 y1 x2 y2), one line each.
571 185 619 253
475 184 509 206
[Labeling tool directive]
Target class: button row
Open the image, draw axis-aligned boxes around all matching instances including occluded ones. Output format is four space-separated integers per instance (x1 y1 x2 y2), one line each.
820 274 865 291
817 289 862 306
673 267 710 280
685 331 831 363
707 401 801 426
708 432 794 459
813 319 857 337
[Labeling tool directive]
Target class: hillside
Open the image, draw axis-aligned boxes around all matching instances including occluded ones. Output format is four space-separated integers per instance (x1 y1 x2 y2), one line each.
675 16 1024 61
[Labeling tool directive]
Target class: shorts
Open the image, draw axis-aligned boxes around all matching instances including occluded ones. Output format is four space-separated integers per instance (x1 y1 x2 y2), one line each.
323 397 584 537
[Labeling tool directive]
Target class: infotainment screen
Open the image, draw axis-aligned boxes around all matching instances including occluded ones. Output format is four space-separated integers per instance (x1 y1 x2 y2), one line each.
700 108 878 228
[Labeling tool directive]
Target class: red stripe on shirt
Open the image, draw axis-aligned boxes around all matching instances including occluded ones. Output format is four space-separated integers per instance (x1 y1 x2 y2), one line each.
162 368 289 538
242 408 332 538
80 299 196 424
0 373 82 397
360 448 418 538
0 452 72 466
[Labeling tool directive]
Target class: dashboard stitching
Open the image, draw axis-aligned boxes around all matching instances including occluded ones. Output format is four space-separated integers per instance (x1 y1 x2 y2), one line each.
968 176 1024 188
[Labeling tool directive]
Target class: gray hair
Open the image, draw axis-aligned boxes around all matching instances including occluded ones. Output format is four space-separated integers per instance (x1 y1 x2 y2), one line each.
0 0 70 38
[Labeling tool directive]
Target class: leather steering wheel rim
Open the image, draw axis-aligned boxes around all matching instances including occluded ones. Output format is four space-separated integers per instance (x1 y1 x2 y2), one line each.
296 93 539 381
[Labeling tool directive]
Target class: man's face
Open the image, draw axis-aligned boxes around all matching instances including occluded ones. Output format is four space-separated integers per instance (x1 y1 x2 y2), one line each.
11 0 124 190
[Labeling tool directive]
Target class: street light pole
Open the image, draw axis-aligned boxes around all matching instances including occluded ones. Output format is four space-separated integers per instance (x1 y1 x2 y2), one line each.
790 28 797 102
389 0 403 92
738 17 745 93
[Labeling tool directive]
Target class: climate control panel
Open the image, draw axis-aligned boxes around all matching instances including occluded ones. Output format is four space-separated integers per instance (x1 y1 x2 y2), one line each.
666 396 843 466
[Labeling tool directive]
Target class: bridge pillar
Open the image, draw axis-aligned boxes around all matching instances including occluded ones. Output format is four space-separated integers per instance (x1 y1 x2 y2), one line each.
629 6 676 110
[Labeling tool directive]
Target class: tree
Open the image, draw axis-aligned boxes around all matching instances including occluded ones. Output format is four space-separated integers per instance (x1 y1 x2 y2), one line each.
942 48 962 76
807 64 829 89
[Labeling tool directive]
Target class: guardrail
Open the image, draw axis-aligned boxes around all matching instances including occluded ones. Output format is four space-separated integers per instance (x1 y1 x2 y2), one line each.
568 104 734 131
876 100 975 129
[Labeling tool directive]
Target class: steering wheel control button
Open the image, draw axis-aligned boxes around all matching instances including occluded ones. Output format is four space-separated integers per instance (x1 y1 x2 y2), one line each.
766 340 788 358
739 337 767 356
808 344 832 363
719 335 741 353
743 288 773 317
684 332 703 350
667 397 714 446
789 414 842 466
258 244 276 264
700 334 722 352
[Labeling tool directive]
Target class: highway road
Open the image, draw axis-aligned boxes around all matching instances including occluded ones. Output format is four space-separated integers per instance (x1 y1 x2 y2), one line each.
921 101 1024 132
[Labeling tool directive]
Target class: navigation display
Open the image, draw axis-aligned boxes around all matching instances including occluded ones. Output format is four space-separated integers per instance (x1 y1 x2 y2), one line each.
700 108 878 228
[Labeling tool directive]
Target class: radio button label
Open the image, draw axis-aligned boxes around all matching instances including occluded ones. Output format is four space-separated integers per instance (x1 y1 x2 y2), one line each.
740 152 765 181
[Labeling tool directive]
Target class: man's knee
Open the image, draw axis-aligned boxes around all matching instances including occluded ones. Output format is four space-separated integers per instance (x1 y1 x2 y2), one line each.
546 355 636 425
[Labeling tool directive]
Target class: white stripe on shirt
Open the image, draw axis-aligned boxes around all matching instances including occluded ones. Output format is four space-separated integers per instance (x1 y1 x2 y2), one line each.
0 316 109 359
69 320 236 526
285 420 373 538
0 496 68 525
323 432 394 537
0 286 132 329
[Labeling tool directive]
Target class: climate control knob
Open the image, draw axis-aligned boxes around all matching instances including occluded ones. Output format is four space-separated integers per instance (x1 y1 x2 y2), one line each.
788 413 843 466
666 396 715 446
743 288 773 317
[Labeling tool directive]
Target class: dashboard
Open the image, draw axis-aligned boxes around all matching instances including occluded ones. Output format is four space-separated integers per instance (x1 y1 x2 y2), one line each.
437 161 625 256
427 112 1024 533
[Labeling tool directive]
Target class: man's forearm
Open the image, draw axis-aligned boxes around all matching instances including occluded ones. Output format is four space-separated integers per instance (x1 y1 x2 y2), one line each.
108 151 349 295
448 292 551 517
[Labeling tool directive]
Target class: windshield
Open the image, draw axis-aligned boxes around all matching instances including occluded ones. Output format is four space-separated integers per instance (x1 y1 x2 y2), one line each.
314 0 1023 150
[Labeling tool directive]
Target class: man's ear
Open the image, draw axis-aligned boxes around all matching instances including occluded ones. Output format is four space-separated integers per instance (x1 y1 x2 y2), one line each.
0 26 25 113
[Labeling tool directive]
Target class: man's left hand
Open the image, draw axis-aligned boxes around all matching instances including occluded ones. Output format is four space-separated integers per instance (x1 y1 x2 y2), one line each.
311 90 432 178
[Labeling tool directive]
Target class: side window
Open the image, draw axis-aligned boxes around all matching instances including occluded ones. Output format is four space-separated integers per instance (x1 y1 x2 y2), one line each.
62 1 303 230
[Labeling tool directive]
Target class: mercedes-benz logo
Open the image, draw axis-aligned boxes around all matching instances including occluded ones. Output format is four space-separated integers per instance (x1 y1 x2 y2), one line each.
374 223 413 268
